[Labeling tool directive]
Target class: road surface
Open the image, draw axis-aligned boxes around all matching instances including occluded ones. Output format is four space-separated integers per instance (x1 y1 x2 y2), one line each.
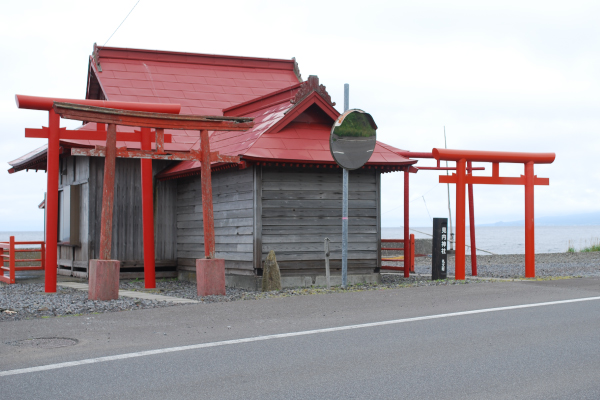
2 278 600 399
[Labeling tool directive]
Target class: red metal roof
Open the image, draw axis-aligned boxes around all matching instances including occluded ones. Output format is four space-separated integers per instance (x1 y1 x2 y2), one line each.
58 45 301 152
93 46 298 116
11 46 416 175
158 77 416 179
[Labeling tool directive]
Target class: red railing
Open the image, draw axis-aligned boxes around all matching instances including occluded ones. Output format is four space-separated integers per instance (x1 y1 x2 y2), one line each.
381 234 415 273
0 236 45 284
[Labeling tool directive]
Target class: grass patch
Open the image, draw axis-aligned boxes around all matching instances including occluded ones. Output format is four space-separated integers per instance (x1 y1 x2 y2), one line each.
581 244 600 252
567 238 600 253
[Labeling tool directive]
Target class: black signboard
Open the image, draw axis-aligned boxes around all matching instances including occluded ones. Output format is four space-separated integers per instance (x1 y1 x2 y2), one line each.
432 218 448 280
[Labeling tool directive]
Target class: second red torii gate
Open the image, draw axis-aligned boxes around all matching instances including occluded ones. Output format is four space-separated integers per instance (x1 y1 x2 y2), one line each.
432 148 555 279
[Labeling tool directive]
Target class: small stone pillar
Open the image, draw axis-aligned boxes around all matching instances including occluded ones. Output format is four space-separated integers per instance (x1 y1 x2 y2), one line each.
262 250 282 291
196 258 226 296
88 259 120 301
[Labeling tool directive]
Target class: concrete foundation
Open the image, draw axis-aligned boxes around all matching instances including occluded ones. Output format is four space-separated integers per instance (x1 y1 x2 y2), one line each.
88 259 120 301
179 271 381 291
196 258 226 296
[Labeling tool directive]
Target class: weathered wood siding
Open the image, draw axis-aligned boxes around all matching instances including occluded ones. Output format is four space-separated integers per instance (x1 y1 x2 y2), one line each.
260 166 380 276
57 155 90 277
176 167 254 275
88 157 177 268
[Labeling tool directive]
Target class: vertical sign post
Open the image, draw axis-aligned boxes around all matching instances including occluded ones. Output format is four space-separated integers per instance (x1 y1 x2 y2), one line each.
329 91 377 289
432 218 448 280
341 84 349 288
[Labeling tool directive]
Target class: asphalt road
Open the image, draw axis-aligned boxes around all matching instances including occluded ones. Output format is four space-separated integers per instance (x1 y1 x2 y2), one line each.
2 278 600 399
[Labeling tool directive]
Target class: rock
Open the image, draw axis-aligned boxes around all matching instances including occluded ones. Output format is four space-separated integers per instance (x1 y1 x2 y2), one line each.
262 250 282 292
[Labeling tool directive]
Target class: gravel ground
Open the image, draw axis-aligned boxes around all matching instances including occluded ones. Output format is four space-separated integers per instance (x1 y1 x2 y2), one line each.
120 274 486 302
2 275 486 322
3 251 598 322
0 284 175 322
409 251 600 278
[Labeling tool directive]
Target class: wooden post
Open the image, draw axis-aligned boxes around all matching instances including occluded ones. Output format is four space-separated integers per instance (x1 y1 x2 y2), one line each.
467 161 477 276
45 110 60 292
41 242 46 271
0 246 4 282
99 123 117 260
524 161 535 278
9 236 16 284
410 233 415 273
455 158 466 280
200 129 215 258
140 127 156 288
403 168 410 278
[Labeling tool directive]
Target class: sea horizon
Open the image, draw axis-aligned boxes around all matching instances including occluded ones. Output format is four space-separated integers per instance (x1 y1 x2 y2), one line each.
3 226 599 255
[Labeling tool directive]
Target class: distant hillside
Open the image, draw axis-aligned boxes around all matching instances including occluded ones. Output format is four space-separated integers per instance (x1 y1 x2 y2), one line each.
479 212 600 227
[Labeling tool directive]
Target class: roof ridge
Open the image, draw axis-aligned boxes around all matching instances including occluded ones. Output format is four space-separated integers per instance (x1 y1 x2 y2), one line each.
241 91 339 157
95 44 297 71
223 83 301 115
377 140 409 154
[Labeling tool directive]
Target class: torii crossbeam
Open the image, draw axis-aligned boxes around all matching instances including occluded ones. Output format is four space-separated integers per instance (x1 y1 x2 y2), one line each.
432 148 555 279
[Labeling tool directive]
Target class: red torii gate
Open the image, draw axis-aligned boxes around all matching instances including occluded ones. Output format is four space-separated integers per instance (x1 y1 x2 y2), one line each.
16 95 181 293
396 151 486 277
52 102 253 298
432 148 556 279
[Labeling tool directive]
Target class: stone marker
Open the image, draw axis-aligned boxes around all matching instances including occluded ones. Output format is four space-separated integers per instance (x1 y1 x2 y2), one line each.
262 250 282 291
196 258 226 296
88 259 120 301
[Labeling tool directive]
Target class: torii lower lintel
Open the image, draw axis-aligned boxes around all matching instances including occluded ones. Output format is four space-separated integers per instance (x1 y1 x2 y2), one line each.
432 148 555 280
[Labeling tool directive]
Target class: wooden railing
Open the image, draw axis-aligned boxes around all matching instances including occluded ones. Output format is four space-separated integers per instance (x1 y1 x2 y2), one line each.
0 236 45 284
381 234 415 273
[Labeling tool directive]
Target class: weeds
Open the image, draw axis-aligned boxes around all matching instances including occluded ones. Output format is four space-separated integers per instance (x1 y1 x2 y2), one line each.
567 237 600 253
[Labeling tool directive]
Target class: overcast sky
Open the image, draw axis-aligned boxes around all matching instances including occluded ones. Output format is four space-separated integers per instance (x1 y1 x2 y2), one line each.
1 0 599 231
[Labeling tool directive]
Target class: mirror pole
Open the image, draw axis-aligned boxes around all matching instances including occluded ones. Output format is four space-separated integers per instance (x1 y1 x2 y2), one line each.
342 84 349 288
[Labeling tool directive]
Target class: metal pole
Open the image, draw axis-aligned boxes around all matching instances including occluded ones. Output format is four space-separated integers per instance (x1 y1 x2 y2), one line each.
140 127 156 288
342 83 349 288
342 169 348 288
444 127 454 251
467 161 477 276
324 237 331 289
524 161 535 278
344 84 349 113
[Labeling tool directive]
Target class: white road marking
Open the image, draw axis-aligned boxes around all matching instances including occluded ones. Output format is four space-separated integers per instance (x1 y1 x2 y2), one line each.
2 296 600 377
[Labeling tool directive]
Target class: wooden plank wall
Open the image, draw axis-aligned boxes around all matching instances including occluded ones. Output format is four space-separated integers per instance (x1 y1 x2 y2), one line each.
261 166 380 276
57 155 90 277
176 167 255 276
89 157 177 270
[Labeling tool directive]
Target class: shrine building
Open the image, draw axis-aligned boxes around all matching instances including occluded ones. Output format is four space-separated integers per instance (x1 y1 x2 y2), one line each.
8 45 417 289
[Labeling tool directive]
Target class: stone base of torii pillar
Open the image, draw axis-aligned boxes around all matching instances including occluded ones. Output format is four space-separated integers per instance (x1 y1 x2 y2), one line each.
88 259 120 301
196 258 226 296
